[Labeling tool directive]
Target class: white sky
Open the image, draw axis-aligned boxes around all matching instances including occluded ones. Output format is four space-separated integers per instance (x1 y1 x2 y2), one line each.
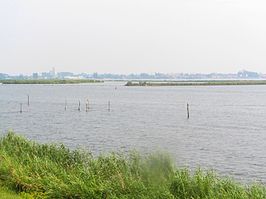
1 0 266 74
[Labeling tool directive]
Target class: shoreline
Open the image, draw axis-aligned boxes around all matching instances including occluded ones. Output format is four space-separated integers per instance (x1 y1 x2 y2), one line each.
0 79 103 84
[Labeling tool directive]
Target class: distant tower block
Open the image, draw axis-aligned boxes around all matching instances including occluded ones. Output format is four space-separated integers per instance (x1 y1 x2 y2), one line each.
49 67 56 78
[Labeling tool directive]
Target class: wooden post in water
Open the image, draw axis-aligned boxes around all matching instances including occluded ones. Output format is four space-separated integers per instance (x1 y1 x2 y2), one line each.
20 103 23 113
27 95 30 106
86 99 89 112
78 100 81 111
65 99 67 111
108 100 111 112
187 103 190 119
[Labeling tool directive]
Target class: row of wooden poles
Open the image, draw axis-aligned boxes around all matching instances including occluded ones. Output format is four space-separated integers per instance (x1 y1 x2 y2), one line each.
19 95 111 113
65 99 111 112
19 95 190 118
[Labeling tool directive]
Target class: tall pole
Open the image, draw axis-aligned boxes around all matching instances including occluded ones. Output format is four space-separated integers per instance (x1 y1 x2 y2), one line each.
65 99 67 111
86 99 89 112
78 100 81 111
187 103 190 119
108 101 111 112
27 95 30 106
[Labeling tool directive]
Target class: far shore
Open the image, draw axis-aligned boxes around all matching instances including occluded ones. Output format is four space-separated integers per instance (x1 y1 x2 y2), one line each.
0 79 103 84
125 80 266 86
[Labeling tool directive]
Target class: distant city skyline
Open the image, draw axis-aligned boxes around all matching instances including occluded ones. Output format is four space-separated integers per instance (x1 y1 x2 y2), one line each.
1 67 265 76
1 69 265 80
1 1 266 74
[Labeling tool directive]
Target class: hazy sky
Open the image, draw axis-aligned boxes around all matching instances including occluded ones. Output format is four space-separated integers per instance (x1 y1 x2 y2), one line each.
1 0 266 74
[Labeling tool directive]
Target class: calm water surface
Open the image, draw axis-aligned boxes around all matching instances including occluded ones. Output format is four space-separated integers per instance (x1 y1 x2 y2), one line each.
0 82 265 183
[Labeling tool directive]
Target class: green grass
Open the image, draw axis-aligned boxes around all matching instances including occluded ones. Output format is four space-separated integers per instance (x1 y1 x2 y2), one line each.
125 80 266 86
0 186 23 199
0 79 102 84
0 132 265 198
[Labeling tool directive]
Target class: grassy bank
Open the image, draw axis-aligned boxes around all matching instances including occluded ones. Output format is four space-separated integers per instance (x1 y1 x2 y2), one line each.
0 132 265 199
125 80 266 86
0 79 102 84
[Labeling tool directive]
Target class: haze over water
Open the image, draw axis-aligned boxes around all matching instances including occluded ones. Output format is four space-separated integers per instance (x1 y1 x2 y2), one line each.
0 82 266 183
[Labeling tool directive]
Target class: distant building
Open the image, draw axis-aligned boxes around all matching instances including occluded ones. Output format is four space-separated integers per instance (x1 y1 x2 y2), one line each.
41 72 50 79
49 67 57 78
18 74 24 80
0 73 9 80
260 74 266 79
93 72 98 79
32 73 38 79
57 72 74 79
237 70 259 79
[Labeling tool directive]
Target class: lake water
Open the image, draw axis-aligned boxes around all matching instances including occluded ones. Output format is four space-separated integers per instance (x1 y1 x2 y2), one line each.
0 82 266 184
